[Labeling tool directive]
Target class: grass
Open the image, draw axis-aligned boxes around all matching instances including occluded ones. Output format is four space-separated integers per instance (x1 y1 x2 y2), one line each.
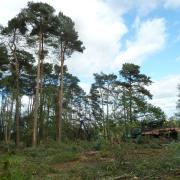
0 140 180 179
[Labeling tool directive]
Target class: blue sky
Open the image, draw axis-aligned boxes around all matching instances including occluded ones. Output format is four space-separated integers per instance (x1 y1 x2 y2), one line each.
139 9 180 78
0 0 180 116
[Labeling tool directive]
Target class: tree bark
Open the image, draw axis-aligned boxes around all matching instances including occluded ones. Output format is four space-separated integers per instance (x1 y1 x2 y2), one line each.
0 94 4 141
39 61 44 142
9 29 21 148
100 89 106 139
129 80 132 123
39 34 44 142
11 46 20 148
32 33 42 147
8 96 14 142
14 60 20 147
4 97 8 144
106 84 110 139
56 44 64 143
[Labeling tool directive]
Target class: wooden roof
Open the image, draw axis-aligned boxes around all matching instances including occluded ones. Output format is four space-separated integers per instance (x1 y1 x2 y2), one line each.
142 128 180 136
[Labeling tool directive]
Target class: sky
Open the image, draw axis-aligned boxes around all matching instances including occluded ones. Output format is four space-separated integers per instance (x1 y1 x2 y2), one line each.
0 0 180 117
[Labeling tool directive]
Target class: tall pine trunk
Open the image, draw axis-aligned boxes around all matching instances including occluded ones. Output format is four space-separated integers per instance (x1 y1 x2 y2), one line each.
9 30 21 147
56 44 64 143
39 34 44 142
129 80 132 123
0 94 4 141
15 62 20 147
12 48 21 148
106 85 110 139
32 33 42 147
8 96 14 142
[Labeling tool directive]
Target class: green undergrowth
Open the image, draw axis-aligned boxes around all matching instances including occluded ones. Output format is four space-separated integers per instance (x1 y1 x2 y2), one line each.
0 140 179 179
111 142 180 179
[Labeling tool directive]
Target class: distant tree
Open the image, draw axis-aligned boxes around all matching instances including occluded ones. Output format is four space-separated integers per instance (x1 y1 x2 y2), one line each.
141 104 166 130
90 83 103 130
91 73 117 139
119 63 152 123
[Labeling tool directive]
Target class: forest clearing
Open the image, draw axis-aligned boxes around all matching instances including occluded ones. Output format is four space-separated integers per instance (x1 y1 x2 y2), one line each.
0 140 180 179
0 1 180 179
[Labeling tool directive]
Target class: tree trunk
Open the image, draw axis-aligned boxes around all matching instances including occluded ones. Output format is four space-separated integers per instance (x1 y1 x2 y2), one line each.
0 94 4 141
100 90 106 139
9 34 21 147
4 97 8 144
12 48 21 148
56 45 64 143
39 34 44 142
106 85 110 139
129 80 132 123
0 94 6 141
32 33 42 147
15 64 20 147
122 90 128 137
46 97 50 139
8 96 14 142
39 62 44 142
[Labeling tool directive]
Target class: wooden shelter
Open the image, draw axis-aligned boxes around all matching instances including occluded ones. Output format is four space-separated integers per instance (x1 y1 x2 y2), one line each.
142 128 180 139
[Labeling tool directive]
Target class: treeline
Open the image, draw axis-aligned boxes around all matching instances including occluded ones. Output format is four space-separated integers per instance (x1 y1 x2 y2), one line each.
0 2 166 148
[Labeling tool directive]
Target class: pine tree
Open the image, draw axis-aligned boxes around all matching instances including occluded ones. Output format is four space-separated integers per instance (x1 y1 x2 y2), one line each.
21 2 55 146
119 63 152 123
53 12 84 143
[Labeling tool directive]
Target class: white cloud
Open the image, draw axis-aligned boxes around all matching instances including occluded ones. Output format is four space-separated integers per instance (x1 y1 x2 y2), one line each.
149 75 180 117
106 0 160 16
135 0 160 16
0 0 28 26
106 0 180 15
56 0 128 78
113 18 166 69
0 0 128 79
0 0 167 78
164 0 180 9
